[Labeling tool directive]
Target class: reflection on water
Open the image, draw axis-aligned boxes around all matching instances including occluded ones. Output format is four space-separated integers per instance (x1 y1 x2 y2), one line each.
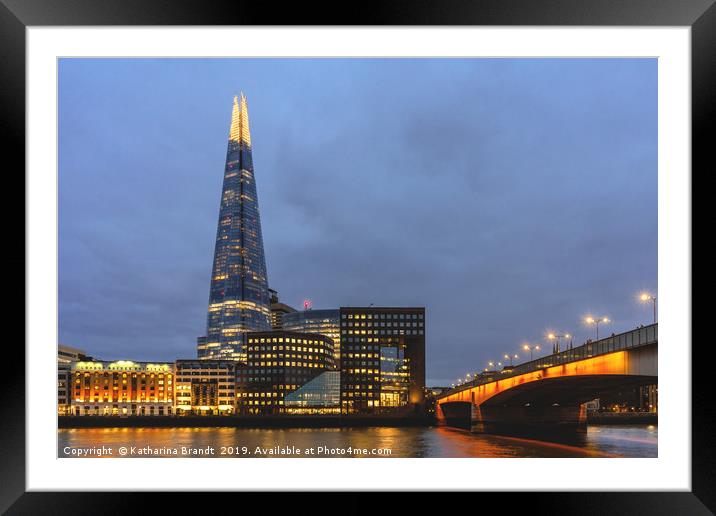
58 424 657 458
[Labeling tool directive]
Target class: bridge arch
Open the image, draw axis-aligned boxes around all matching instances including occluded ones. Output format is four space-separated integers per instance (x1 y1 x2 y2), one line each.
480 374 657 408
435 330 657 435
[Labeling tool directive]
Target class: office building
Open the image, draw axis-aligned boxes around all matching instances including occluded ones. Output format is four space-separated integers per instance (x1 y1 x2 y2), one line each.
269 288 297 330
236 331 335 415
339 307 426 414
174 359 237 415
198 93 272 361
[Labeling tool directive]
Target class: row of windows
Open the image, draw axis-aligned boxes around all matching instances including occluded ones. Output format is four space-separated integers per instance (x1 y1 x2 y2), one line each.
241 377 310 383
74 388 170 394
247 338 327 345
342 313 423 320
239 367 325 374
175 375 233 381
247 345 330 353
343 321 423 328
174 370 233 375
344 392 379 398
74 372 171 378
241 400 285 406
283 323 337 332
74 399 173 404
239 384 301 391
239 392 284 398
176 382 234 388
177 390 234 396
76 378 170 384
250 351 328 358
342 329 424 336
247 361 328 368
239 371 314 377
344 384 377 390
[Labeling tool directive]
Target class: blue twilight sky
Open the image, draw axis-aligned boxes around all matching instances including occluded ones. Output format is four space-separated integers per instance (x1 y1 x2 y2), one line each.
58 58 657 386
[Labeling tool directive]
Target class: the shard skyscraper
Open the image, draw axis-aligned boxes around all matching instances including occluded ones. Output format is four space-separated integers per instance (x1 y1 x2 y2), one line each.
197 93 271 361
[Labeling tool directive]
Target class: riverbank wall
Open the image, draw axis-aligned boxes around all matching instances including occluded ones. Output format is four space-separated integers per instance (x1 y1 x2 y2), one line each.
59 415 433 429
587 412 657 425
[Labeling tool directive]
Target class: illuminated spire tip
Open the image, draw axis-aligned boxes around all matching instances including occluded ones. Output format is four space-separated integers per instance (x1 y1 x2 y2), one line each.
229 93 251 146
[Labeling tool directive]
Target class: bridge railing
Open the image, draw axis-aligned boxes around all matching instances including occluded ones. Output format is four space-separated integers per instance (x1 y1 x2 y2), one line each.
440 323 657 398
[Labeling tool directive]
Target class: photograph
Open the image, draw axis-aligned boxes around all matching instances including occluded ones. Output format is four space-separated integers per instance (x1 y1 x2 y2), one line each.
3 0 711 508
57 57 658 459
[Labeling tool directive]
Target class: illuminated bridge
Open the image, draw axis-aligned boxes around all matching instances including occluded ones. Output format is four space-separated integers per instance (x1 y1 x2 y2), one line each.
436 324 657 435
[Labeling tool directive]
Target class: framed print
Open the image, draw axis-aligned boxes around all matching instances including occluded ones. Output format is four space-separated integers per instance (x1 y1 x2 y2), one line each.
3 0 712 512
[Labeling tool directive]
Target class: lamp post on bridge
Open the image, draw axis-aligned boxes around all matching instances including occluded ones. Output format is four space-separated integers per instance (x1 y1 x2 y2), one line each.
504 354 519 367
585 316 610 340
547 333 571 353
522 343 541 361
639 293 657 324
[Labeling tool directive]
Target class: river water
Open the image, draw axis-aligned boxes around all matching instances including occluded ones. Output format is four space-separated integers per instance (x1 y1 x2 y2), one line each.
58 424 656 458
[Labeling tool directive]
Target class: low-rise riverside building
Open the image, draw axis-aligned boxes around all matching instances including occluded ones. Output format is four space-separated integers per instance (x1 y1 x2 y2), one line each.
58 344 88 415
174 359 237 415
69 360 174 416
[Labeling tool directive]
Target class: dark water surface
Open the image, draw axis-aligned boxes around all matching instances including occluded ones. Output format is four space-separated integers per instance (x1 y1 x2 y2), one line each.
58 424 656 458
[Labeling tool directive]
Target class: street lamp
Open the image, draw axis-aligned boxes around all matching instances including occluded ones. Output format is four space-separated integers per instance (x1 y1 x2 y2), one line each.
547 333 571 353
639 292 657 324
585 316 609 340
523 343 541 361
505 354 518 366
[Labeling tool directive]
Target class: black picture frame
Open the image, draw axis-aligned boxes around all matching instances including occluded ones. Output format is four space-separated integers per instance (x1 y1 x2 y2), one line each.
2 0 710 513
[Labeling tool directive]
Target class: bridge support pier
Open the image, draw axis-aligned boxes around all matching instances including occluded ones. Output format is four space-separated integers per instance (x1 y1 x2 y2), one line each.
472 404 587 437
436 401 472 429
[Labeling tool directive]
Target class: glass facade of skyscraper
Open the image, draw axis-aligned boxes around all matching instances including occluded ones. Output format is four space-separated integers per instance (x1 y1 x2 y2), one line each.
282 309 340 366
198 94 272 361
